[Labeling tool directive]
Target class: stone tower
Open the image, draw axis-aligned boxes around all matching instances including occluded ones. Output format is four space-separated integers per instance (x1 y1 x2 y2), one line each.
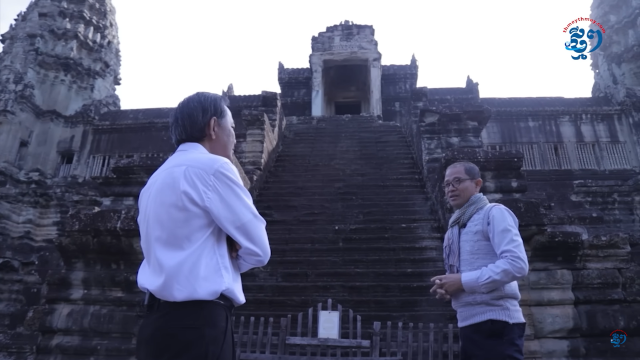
0 0 121 176
590 0 640 103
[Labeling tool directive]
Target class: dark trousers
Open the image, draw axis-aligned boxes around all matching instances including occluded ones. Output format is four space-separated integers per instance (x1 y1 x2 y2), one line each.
460 320 526 360
136 295 235 360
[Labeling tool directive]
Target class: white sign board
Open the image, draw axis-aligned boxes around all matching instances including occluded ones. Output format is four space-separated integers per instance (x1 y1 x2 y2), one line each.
318 310 340 339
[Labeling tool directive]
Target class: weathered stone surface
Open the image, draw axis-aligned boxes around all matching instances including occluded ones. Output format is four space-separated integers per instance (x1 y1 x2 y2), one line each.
581 233 631 269
579 336 640 359
525 270 575 306
620 266 640 301
537 338 585 360
0 0 122 176
571 269 624 303
576 304 640 336
530 305 582 338
590 0 640 104
528 231 583 270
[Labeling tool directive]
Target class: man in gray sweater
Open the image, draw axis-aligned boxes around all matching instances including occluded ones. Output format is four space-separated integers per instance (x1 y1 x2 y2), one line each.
430 161 529 360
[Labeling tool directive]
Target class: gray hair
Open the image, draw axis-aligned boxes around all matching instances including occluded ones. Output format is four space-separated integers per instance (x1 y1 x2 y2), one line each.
169 92 230 147
447 161 481 179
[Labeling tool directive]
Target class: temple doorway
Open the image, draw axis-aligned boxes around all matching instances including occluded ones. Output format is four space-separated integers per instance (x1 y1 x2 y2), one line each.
335 101 361 115
322 62 370 115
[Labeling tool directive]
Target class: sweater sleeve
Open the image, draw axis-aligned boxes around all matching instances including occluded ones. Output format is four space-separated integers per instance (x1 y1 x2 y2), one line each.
460 206 529 294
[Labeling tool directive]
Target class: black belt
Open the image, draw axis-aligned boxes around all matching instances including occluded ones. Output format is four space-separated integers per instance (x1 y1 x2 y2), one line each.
144 292 235 313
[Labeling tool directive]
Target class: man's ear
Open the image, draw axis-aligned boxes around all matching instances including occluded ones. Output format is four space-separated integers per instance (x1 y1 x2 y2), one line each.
475 178 483 189
208 117 218 139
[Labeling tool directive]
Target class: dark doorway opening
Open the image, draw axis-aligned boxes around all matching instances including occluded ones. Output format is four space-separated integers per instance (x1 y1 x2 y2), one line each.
335 101 361 115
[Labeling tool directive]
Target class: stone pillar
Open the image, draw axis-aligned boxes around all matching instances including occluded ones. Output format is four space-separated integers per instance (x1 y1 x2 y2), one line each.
310 58 324 116
369 60 382 115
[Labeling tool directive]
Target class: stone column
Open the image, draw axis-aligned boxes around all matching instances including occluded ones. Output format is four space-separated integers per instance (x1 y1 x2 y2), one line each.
369 60 382 115
310 57 324 116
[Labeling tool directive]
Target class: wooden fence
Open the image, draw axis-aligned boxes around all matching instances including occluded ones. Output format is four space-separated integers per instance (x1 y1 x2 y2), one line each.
232 299 461 360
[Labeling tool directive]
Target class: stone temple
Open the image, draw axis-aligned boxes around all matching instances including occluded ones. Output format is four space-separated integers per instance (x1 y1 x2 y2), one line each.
0 0 639 359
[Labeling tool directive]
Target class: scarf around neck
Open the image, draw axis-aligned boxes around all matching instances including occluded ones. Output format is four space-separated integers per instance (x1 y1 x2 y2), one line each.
443 193 490 274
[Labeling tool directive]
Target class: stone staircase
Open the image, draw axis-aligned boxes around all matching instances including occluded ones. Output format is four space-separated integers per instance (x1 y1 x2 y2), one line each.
239 115 456 326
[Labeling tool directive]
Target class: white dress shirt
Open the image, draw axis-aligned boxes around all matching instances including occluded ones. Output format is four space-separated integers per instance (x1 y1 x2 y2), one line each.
136 142 271 306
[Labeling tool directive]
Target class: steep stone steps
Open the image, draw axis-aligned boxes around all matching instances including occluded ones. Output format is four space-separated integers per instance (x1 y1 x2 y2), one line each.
256 189 428 199
263 170 422 180
265 238 442 249
262 256 445 270
265 222 438 236
241 116 453 325
264 244 441 258
265 161 420 168
262 214 433 224
256 199 430 210
242 283 439 298
260 176 423 187
260 183 425 192
255 194 427 202
243 269 445 284
265 218 433 227
267 233 442 243
263 205 426 221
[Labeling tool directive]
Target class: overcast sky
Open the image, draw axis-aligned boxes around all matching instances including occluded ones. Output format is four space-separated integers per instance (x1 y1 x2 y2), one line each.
1 0 594 110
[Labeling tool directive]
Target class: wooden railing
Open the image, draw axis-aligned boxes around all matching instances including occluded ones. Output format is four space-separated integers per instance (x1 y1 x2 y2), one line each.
232 299 460 360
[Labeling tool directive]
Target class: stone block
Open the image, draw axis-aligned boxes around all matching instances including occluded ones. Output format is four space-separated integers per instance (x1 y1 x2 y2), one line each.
620 266 640 301
494 198 547 228
38 333 137 357
40 304 138 334
56 235 140 260
581 335 640 359
526 270 575 306
520 306 536 340
63 210 123 232
576 304 640 336
581 233 631 269
530 305 581 338
571 269 624 303
523 338 540 359
0 331 39 355
528 231 583 270
537 338 585 359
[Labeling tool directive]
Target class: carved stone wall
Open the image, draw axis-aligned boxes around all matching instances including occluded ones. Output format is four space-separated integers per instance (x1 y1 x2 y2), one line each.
277 64 312 117
380 58 418 124
480 100 640 171
0 85 284 359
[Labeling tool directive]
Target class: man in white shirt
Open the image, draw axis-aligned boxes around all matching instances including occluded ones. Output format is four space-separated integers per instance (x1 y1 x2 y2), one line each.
135 92 271 360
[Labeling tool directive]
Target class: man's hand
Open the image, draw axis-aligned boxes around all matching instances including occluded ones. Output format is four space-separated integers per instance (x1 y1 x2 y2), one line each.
430 274 464 297
227 237 241 258
230 241 241 258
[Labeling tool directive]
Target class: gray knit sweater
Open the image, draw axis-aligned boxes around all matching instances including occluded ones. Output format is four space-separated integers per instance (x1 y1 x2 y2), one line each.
450 204 529 327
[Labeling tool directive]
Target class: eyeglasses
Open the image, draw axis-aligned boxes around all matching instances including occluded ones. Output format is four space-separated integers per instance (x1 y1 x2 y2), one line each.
442 178 474 190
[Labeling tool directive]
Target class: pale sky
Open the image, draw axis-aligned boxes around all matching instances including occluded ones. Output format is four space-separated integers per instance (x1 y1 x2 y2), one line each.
1 0 594 110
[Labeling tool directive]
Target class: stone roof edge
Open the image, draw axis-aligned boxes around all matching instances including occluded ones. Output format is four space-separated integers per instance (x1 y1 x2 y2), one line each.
489 107 623 114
